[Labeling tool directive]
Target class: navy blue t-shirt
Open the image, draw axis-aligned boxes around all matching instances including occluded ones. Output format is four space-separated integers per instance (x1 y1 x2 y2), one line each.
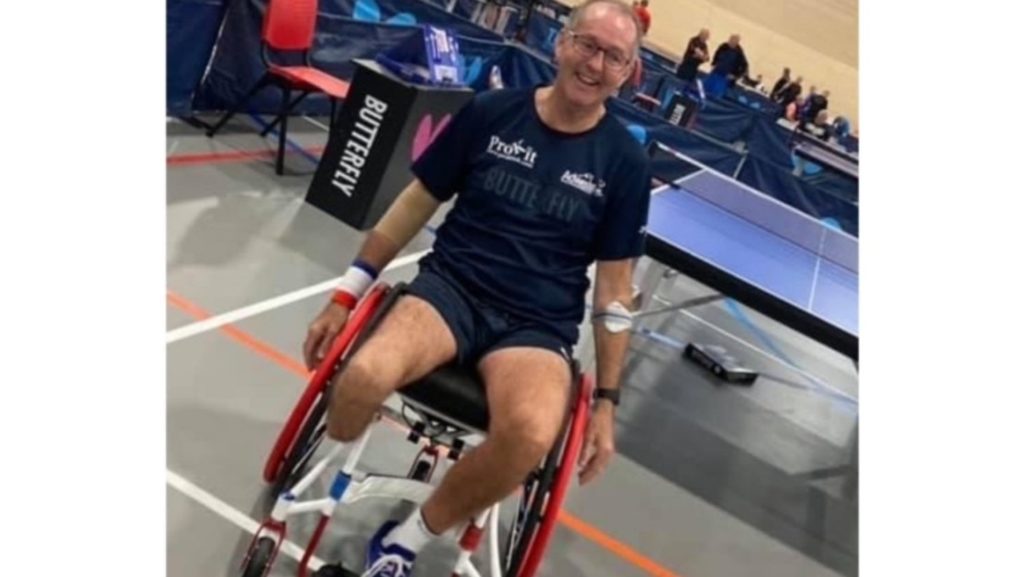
411 88 651 344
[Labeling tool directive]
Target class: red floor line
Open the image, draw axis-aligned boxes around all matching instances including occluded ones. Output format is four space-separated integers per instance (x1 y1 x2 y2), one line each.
167 146 326 167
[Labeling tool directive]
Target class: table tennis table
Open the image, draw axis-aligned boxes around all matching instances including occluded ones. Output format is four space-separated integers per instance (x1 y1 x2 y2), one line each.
640 143 859 361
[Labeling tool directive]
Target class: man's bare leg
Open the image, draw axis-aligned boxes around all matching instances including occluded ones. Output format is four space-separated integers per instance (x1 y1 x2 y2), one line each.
419 347 571 533
326 295 457 442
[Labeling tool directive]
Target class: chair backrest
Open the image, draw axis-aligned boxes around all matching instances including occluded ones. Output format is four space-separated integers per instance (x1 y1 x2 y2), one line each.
262 0 319 52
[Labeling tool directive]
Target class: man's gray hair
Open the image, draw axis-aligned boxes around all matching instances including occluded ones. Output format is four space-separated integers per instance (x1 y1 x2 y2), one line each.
565 0 643 56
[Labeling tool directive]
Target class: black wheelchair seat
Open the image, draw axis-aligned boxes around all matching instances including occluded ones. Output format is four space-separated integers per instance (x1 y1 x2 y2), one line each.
401 363 490 433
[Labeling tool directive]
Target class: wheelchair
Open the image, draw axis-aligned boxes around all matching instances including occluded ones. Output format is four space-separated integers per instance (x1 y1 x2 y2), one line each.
240 282 594 577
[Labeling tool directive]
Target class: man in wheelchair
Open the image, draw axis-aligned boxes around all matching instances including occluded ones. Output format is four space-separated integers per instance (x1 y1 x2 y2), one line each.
302 2 650 575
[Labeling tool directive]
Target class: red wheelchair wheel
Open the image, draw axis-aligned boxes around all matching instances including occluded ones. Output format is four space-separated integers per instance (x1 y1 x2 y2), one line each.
505 372 594 577
262 283 390 484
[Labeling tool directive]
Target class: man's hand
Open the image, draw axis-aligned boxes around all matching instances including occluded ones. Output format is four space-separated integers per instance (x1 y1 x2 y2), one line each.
578 402 616 485
302 303 351 371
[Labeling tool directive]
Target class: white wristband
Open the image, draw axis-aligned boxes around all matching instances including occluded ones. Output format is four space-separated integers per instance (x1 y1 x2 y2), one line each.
336 265 374 299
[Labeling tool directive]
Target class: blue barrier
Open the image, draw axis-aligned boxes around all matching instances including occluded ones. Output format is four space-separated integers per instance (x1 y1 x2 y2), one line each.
167 0 229 116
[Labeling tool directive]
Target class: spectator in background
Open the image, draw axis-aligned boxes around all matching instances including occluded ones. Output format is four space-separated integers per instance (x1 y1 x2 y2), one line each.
831 115 852 144
776 75 803 108
806 88 830 120
770 67 791 100
740 72 764 91
798 109 833 141
706 34 748 98
785 95 805 121
675 28 710 85
633 1 651 35
799 85 818 120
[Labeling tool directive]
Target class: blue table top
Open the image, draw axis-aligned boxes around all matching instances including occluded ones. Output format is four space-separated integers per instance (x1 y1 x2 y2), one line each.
645 170 859 357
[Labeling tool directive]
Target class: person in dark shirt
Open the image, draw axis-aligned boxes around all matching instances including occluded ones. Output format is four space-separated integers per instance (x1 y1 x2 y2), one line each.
799 85 818 120
705 34 747 98
798 109 833 141
303 2 651 576
805 88 829 120
769 67 791 100
776 75 803 108
675 28 710 83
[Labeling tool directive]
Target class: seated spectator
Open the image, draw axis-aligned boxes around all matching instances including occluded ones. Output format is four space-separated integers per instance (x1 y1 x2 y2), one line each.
798 109 833 141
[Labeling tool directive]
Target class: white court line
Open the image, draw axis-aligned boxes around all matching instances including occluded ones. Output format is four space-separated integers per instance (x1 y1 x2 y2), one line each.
806 230 829 312
166 469 326 571
167 250 429 343
303 115 331 132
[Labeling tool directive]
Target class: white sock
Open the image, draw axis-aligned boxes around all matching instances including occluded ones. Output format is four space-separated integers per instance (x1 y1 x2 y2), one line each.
383 508 440 554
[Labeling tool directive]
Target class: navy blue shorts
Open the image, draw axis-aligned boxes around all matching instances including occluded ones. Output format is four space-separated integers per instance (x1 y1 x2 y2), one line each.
406 267 574 367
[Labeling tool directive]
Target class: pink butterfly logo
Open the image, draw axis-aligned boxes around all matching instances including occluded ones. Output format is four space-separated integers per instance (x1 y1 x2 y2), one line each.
411 113 452 162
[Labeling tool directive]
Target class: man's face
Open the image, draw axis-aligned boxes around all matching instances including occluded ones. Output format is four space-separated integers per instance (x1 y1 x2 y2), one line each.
553 4 638 109
728 34 740 47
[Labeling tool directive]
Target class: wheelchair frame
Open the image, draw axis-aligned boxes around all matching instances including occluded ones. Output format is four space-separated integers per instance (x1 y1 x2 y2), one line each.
241 282 594 577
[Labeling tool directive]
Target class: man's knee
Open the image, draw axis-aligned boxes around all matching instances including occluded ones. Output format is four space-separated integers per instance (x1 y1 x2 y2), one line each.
326 353 396 441
491 412 563 468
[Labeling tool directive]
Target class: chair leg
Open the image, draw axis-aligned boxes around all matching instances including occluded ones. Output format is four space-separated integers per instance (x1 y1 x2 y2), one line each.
275 87 292 175
206 75 271 137
260 92 309 137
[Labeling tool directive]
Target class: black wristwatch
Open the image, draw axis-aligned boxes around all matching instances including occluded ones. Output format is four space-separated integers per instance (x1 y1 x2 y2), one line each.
594 388 620 406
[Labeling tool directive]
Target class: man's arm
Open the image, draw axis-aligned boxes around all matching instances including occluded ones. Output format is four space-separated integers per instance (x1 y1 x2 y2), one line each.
578 258 635 485
302 178 441 368
355 178 441 272
592 259 635 397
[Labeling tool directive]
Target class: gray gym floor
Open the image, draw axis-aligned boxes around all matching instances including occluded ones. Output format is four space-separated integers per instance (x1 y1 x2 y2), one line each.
167 113 858 577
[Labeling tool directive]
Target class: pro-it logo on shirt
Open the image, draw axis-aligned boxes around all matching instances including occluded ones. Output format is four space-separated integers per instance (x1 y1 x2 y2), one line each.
486 136 537 168
560 170 606 197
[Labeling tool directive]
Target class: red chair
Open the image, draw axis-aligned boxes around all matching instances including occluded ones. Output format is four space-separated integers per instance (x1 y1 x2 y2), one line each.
206 0 350 175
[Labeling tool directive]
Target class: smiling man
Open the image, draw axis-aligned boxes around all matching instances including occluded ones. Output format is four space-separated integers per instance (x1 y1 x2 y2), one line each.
303 1 652 575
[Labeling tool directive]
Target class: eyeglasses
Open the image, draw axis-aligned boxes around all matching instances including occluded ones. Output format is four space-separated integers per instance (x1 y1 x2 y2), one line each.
566 31 633 71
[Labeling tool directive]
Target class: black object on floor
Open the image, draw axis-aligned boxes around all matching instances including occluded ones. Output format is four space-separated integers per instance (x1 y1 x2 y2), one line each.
682 343 759 385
